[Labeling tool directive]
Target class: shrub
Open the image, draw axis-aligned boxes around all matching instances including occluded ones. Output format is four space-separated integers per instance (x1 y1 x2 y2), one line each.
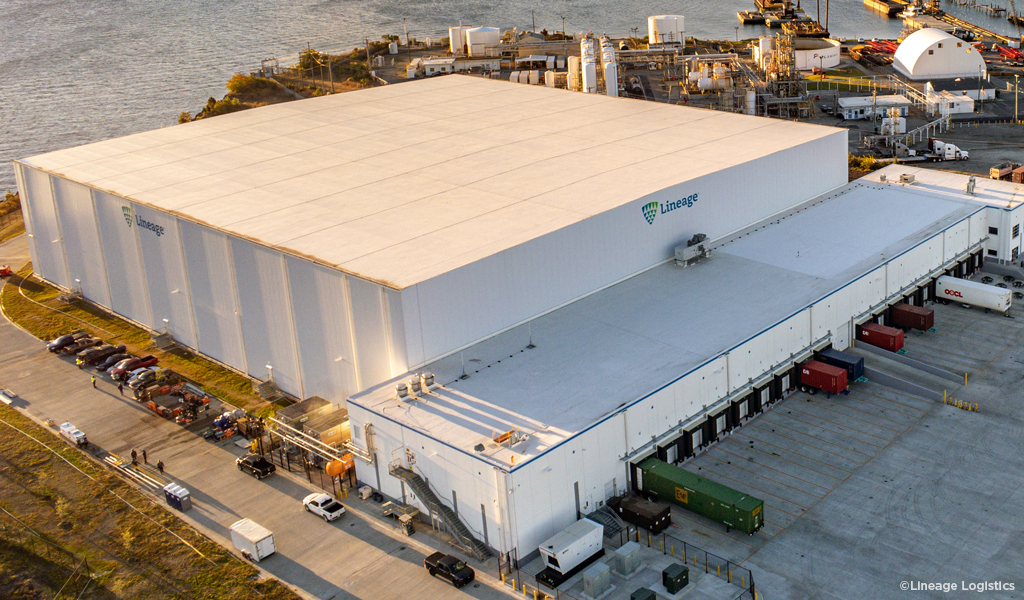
226 73 277 96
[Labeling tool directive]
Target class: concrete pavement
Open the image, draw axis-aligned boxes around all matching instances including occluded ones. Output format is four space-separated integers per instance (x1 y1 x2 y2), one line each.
0 234 511 600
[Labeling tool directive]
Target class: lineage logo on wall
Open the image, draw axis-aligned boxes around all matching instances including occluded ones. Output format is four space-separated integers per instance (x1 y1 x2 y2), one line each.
642 201 659 225
122 206 133 227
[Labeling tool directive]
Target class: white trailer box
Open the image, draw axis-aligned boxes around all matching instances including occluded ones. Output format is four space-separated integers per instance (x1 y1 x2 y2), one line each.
58 422 87 447
936 276 1011 312
230 519 276 562
539 518 604 575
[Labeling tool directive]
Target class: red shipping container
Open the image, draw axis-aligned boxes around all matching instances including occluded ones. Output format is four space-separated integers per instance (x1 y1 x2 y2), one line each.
800 360 848 394
891 304 934 331
859 322 905 352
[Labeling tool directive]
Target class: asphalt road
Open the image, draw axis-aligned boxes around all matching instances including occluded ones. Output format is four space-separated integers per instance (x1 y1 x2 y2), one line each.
0 234 510 600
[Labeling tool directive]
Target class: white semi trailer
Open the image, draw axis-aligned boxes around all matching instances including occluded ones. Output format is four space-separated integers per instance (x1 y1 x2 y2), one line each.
936 276 1011 313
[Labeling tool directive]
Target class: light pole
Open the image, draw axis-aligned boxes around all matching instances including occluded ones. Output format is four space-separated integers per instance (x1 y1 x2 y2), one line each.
561 15 566 38
735 26 739 42
1015 74 1020 124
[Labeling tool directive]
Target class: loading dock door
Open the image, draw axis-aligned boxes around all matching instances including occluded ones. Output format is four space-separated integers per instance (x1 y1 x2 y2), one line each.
714 411 728 436
684 426 703 457
665 443 678 464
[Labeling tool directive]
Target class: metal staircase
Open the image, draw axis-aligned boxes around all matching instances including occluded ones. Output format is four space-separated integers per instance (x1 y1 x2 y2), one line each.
389 464 492 561
586 506 625 539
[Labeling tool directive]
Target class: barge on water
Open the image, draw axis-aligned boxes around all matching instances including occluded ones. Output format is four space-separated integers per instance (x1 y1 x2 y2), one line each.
737 10 766 24
865 0 904 17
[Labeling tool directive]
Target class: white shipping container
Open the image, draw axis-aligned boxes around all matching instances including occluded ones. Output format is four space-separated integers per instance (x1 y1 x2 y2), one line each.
539 518 604 575
936 276 1011 312
230 519 276 562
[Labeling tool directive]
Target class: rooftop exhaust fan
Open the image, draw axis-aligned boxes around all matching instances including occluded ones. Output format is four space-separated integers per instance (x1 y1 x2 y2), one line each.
675 233 709 267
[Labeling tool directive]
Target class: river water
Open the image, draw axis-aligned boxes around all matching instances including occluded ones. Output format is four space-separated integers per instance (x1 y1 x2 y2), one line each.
1 0 1020 192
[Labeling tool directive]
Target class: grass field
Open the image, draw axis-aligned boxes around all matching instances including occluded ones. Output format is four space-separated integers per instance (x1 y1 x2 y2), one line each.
0 403 300 599
0 263 275 414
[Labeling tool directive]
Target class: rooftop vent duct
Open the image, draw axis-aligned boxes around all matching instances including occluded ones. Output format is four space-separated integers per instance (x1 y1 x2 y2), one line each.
395 383 409 400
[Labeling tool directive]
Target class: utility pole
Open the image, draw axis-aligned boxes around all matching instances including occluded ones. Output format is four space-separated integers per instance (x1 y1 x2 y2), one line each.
532 10 536 33
561 15 566 38
1015 74 1020 124
307 42 314 86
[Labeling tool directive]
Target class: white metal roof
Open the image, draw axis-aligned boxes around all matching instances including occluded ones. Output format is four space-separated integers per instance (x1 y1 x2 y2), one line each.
229 518 273 542
837 95 912 109
350 177 979 464
893 28 985 80
868 165 1024 209
20 75 841 290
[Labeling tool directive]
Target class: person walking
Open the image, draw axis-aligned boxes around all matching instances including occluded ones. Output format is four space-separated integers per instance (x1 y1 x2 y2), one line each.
91 376 96 388
142 449 147 464
118 382 124 396
130 448 137 465
156 460 164 474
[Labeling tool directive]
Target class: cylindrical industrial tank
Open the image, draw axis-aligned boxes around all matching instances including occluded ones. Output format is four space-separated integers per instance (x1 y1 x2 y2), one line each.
568 55 582 91
449 25 472 54
688 71 701 83
389 42 398 55
582 60 598 93
529 70 540 85
509 70 521 83
545 70 556 87
745 89 756 115
698 77 732 92
604 62 618 96
713 65 727 76
425 37 433 47
700 65 710 78
465 26 501 57
648 15 686 45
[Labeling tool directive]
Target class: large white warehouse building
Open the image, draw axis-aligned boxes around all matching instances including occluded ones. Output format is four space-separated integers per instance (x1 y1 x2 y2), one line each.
17 75 1022 565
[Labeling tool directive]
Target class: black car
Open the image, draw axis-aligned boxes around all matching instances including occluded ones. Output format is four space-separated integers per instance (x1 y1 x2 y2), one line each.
80 344 127 365
47 332 88 352
424 552 475 588
95 353 132 371
235 454 276 479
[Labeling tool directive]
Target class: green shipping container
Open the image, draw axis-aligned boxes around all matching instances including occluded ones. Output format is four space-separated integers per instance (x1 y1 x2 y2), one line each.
637 458 764 535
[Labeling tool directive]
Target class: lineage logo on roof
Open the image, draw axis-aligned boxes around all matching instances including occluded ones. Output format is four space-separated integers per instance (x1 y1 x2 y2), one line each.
122 206 133 227
122 205 164 237
641 193 699 225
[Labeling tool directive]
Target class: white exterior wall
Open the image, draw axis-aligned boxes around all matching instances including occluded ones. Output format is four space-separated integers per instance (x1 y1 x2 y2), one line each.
50 178 111 306
180 222 247 370
18 172 408 404
349 208 984 560
984 206 1024 262
401 132 849 368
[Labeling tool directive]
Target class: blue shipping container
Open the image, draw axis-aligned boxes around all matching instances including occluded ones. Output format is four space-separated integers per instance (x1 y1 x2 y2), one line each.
817 348 864 381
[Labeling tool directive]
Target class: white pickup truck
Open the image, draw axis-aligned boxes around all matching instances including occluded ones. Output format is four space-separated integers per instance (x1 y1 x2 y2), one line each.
58 422 89 448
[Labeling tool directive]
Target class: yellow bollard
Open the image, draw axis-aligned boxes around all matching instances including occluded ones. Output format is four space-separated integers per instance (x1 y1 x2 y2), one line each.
502 574 506 585
742 576 745 587
659 540 663 552
647 533 651 547
512 579 515 589
944 390 947 403
964 372 968 385
718 565 721 576
534 592 538 600
670 545 674 557
729 570 732 583
694 555 697 567
523 583 527 595
705 557 709 573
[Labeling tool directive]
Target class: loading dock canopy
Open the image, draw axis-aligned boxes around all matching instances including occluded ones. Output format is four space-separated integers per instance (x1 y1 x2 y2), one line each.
350 179 979 464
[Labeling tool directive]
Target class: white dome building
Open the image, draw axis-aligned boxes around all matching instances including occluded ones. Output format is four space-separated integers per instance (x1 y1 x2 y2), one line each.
893 29 985 80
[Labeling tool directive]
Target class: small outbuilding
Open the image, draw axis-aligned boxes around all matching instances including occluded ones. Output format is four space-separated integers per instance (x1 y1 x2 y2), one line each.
893 29 985 80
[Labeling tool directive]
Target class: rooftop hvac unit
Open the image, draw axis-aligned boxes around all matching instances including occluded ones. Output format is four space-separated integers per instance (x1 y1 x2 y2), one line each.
674 233 709 267
899 174 915 185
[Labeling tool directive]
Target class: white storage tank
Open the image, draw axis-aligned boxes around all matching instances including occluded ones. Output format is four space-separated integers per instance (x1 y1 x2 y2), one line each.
568 55 582 91
746 89 757 115
510 70 521 83
389 42 398 55
688 70 701 83
466 26 501 57
604 62 619 96
529 70 540 85
698 77 732 92
545 70 556 87
582 59 598 93
449 25 473 55
648 15 686 46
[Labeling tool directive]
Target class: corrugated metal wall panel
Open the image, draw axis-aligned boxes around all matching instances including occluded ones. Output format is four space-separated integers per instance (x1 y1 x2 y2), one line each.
50 177 110 307
400 286 425 368
231 238 301 396
14 165 41 279
93 190 151 325
21 168 69 288
134 205 197 347
179 221 247 370
286 256 358 403
348 277 392 387
385 289 408 376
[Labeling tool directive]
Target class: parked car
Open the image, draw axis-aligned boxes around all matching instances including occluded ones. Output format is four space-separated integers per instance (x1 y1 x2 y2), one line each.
302 493 345 521
127 367 162 389
61 337 101 355
47 332 88 352
110 356 157 380
95 353 132 371
424 552 475 588
79 344 127 365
